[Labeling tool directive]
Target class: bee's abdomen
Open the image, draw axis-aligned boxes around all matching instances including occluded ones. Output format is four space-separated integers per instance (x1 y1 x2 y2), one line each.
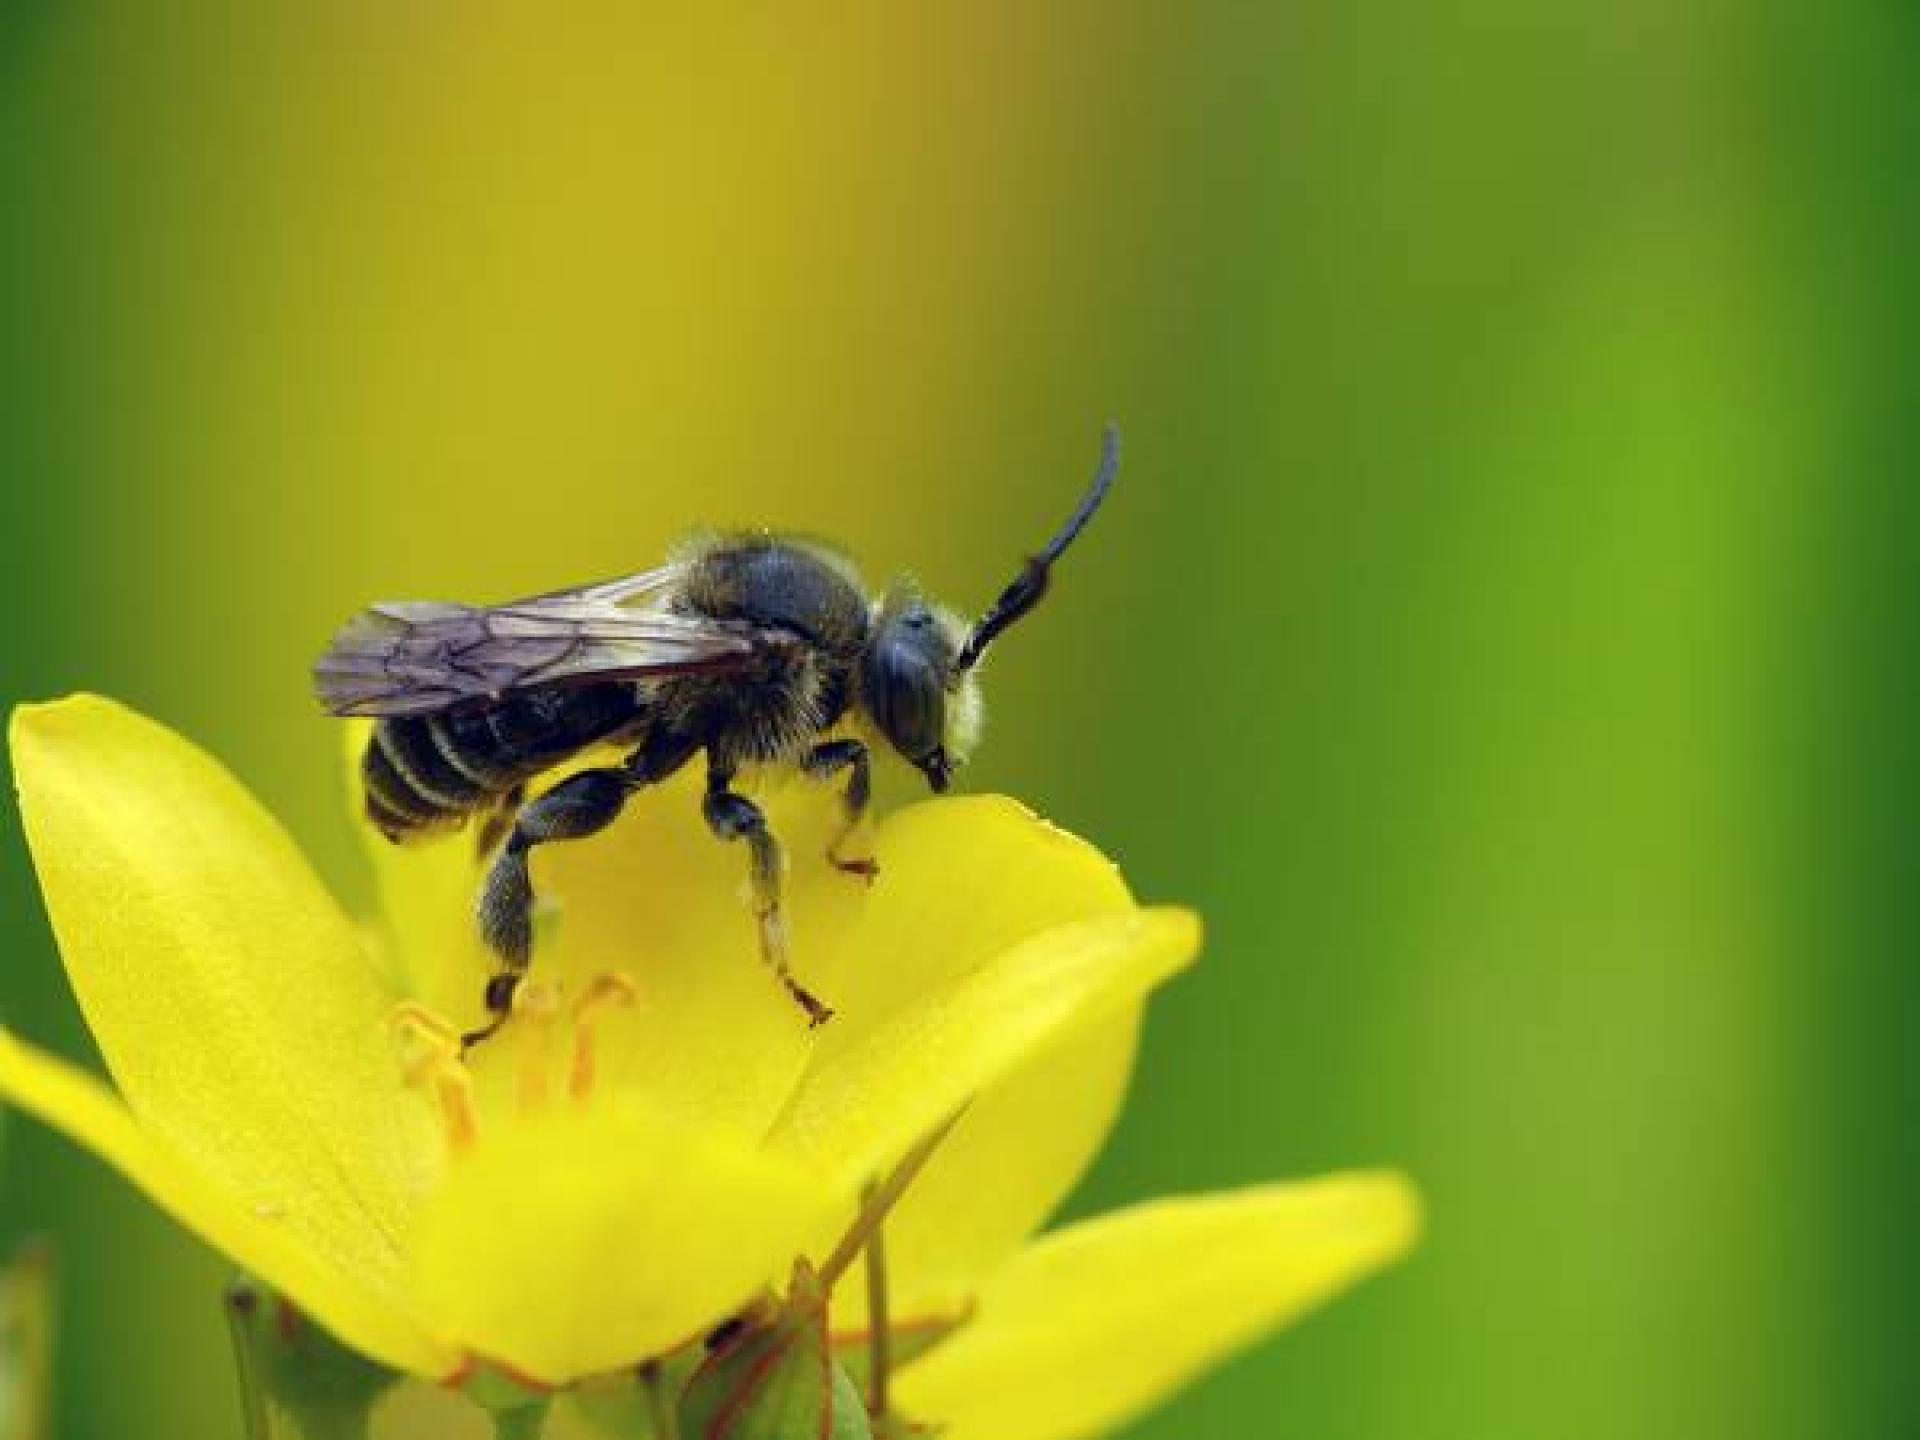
362 716 493 839
362 685 644 841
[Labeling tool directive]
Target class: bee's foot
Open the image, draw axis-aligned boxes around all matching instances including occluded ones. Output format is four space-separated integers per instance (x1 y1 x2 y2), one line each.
786 980 835 1028
459 1020 505 1056
460 973 522 1055
830 852 881 886
752 902 831 1026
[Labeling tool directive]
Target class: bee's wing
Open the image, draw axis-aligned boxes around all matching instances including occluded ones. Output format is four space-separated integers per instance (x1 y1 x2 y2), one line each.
313 565 757 717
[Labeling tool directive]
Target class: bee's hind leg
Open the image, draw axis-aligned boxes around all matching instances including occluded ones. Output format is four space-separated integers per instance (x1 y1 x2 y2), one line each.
703 764 834 1027
473 783 526 859
465 730 702 1052
802 738 878 883
466 768 633 1052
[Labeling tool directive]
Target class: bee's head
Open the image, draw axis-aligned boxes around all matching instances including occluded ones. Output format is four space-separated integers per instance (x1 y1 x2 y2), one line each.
860 586 982 793
862 425 1119 794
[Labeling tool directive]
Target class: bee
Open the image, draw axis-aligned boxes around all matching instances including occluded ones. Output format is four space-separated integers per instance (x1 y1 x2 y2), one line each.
314 428 1119 1048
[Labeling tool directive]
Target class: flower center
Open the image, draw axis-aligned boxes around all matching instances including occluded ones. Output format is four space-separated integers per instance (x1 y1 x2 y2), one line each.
391 972 638 1156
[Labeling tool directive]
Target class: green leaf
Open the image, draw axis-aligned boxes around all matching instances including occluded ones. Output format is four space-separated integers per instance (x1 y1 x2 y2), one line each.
678 1265 870 1440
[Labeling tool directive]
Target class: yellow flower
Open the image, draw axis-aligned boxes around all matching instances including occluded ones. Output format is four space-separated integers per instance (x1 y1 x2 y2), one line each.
2 695 1416 1436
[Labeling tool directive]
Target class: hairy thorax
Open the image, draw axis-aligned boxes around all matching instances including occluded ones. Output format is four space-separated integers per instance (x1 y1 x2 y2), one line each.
656 534 873 767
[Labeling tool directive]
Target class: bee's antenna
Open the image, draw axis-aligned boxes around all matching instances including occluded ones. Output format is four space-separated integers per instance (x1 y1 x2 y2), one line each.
955 424 1119 675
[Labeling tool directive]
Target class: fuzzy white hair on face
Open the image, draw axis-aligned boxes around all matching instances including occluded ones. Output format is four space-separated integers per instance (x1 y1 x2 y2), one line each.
933 603 986 764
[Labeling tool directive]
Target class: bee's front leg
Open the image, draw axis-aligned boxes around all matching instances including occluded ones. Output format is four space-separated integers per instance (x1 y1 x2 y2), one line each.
703 765 834 1027
801 738 879 883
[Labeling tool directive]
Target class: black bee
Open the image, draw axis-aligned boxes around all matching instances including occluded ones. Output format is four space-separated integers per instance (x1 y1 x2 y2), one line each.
314 428 1118 1048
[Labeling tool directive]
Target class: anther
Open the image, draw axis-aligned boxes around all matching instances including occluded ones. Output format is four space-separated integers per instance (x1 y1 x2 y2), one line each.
569 972 638 1103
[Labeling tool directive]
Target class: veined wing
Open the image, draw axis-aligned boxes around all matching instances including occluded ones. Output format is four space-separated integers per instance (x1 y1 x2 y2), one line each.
313 566 756 717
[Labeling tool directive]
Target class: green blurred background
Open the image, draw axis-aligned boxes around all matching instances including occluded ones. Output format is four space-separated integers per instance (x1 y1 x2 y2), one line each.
3 4 1915 1437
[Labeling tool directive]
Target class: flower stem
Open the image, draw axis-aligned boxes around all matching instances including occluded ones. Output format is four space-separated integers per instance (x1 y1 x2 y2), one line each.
1 1240 55 1440
223 1280 270 1440
490 1403 550 1440
818 1106 967 1294
641 1367 679 1440
861 1180 891 1420
640 1360 680 1440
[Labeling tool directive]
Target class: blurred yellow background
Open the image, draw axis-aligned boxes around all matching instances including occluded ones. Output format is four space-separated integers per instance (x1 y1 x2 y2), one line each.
3 5 1914 1437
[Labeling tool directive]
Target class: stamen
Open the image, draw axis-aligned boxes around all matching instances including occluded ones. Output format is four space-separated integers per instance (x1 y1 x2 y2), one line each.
427 1066 477 1154
569 972 638 1102
392 1001 459 1053
512 980 564 1113
640 1359 681 1440
393 1003 478 1156
389 970 644 1147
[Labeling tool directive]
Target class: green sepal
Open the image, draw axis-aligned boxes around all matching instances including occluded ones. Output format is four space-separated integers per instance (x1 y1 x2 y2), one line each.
568 1348 704 1440
486 1401 553 1440
453 1357 561 1440
226 1275 398 1440
567 1374 659 1440
678 1263 870 1440
868 1418 942 1440
827 1307 970 1396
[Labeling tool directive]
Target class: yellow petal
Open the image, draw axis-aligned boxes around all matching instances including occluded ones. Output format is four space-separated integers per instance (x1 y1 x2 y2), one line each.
768 908 1199 1189
816 797 1136 1025
797 798 1158 1323
10 696 436 1304
530 765 864 1137
895 1174 1422 1440
848 1012 1137 1323
409 1099 846 1384
0 1031 455 1378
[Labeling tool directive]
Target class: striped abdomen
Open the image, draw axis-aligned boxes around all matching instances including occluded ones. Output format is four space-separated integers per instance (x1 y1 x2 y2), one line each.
362 683 645 841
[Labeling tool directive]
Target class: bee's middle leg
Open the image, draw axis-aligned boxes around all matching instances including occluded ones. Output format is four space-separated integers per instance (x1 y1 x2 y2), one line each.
467 768 633 1051
802 738 878 882
703 766 834 1026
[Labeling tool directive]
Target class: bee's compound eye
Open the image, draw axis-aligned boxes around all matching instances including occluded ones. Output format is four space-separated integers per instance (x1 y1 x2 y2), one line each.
863 603 953 770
